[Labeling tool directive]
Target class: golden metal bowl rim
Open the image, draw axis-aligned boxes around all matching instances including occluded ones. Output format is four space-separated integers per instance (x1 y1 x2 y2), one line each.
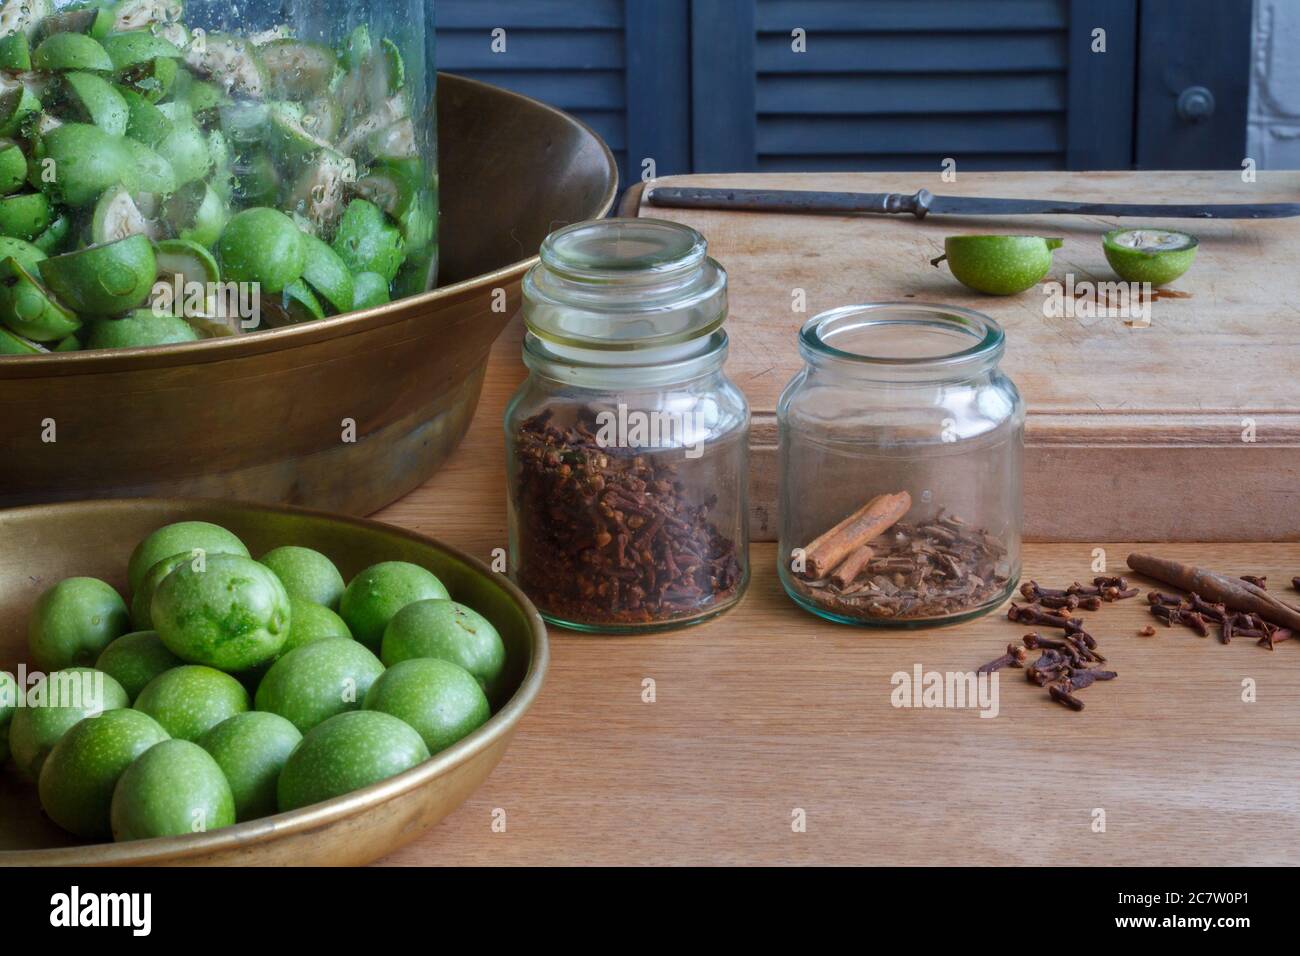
0 73 619 375
0 496 550 866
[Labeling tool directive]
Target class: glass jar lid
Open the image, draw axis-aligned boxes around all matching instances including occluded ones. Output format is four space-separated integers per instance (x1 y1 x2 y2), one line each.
522 218 727 355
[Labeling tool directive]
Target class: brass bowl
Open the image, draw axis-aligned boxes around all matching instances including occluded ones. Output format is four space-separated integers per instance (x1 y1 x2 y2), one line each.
0 74 618 514
0 498 548 866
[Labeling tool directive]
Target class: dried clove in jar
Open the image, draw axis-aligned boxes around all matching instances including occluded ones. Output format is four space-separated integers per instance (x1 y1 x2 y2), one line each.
510 409 743 628
790 493 1012 622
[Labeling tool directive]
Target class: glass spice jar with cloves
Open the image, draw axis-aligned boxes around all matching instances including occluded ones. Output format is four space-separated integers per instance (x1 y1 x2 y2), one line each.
504 219 750 633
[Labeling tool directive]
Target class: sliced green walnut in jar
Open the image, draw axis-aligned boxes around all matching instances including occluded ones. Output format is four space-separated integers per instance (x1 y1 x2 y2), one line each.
261 278 324 327
0 33 32 71
260 40 336 100
299 233 354 314
31 122 133 207
162 180 227 247
55 70 128 135
215 206 305 294
0 139 28 194
185 33 267 99
0 255 81 342
332 198 405 283
0 10 432 355
286 148 350 235
38 233 157 315
90 183 158 244
32 32 114 73
0 192 53 241
85 308 198 349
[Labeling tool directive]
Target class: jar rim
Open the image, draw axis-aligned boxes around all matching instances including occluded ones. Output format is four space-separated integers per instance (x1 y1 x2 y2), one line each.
799 302 1004 371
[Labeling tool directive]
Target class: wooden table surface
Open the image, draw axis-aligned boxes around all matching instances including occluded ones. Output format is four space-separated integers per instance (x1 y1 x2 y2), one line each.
371 316 1300 866
631 171 1300 543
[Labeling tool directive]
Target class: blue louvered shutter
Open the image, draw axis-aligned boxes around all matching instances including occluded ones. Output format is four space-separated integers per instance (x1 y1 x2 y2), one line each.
436 1 630 179
695 0 1138 172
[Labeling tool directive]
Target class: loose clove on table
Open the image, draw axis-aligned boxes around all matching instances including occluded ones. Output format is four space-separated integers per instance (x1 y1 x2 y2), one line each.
976 575 1136 712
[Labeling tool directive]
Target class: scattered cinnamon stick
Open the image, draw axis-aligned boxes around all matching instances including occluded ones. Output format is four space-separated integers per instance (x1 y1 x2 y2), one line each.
803 491 911 580
1126 553 1300 632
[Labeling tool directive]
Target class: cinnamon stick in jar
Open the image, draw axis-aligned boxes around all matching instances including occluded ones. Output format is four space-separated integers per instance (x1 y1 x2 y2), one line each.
1126 553 1300 631
829 545 874 590
803 491 911 580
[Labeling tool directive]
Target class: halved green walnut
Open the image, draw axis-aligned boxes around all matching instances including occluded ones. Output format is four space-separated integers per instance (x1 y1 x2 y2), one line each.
32 32 114 73
120 86 169 145
260 40 336 100
0 324 47 354
0 85 40 139
286 149 349 234
31 122 133 207
117 54 178 103
32 213 71 253
102 29 183 71
35 5 113 40
38 233 157 315
1102 228 1198 287
177 77 227 124
0 139 27 194
299 233 354 314
154 116 209 185
0 257 80 342
155 237 219 290
0 192 53 241
216 207 305 294
260 278 324 327
85 308 199 349
267 101 333 161
351 271 390 310
0 0 52 40
163 180 227 247
57 71 128 135
122 138 177 196
91 183 157 244
111 0 183 34
185 33 267 98
331 198 404 283
0 32 32 71
0 234 47 273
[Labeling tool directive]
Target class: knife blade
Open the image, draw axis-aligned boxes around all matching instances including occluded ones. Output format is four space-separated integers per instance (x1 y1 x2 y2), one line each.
646 186 1300 220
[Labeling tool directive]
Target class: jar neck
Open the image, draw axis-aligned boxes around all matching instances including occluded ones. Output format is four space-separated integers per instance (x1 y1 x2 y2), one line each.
799 302 1005 385
522 331 730 390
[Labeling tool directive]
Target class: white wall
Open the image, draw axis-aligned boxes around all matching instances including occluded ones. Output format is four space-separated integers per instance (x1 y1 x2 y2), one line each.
1250 0 1300 168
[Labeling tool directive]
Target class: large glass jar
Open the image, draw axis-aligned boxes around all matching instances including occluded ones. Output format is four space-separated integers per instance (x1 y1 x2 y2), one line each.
505 219 750 633
777 303 1023 627
0 0 436 355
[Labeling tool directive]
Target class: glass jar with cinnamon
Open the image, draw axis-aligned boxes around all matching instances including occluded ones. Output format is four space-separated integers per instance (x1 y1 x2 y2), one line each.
777 303 1024 627
505 219 750 632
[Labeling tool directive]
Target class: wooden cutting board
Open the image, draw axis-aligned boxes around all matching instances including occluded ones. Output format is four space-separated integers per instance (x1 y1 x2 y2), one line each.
629 171 1300 542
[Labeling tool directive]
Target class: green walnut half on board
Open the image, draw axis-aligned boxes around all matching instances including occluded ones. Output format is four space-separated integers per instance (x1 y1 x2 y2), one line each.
932 235 1063 296
1102 229 1199 286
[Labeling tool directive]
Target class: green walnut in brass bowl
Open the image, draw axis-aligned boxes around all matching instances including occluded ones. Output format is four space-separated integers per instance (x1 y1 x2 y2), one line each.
0 497 548 866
